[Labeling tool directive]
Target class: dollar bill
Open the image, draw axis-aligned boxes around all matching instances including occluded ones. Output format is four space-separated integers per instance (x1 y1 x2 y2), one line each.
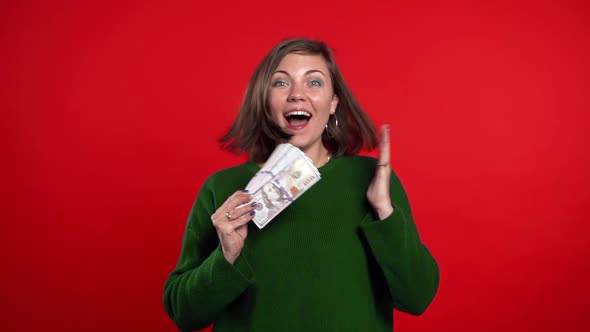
247 145 321 229
246 143 316 193
246 144 291 193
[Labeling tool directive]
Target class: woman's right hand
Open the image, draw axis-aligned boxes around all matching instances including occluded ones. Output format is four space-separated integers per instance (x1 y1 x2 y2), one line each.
210 190 257 264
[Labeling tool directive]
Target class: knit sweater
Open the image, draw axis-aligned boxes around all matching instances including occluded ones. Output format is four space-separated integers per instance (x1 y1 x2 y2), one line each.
163 155 439 332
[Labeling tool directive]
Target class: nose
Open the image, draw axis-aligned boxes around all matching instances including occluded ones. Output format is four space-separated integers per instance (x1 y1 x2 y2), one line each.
287 83 306 102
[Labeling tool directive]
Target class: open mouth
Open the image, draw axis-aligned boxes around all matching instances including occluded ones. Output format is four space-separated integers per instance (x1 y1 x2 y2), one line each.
284 110 311 129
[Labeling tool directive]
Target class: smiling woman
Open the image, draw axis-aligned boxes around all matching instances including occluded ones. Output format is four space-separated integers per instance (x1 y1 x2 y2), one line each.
162 37 439 332
218 38 379 165
268 53 339 163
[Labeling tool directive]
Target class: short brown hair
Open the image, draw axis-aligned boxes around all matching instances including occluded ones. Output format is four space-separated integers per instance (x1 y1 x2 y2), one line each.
219 37 378 163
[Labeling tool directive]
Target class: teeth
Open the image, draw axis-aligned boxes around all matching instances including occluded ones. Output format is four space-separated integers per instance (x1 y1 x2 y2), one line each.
285 111 311 117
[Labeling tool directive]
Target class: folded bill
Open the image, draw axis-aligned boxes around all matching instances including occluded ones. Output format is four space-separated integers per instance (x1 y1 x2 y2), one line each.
246 144 320 229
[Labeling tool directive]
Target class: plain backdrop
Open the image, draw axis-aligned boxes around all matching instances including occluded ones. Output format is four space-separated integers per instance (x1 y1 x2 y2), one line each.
2 0 589 331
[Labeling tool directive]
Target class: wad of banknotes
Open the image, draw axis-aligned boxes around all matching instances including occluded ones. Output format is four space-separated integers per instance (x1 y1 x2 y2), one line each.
245 143 321 229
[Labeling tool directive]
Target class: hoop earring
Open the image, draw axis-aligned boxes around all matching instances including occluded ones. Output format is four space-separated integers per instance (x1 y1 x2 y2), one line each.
324 113 338 138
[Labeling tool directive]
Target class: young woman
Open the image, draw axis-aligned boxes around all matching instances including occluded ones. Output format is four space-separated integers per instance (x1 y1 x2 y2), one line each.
163 37 439 332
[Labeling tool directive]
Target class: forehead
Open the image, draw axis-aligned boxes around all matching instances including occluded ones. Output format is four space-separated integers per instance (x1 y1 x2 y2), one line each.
275 53 330 74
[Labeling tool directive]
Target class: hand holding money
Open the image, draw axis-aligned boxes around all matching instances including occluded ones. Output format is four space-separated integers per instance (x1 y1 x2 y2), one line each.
210 190 257 264
212 144 321 263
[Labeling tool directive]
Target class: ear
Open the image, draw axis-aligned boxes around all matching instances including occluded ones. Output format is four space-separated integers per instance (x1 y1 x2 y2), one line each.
330 94 339 114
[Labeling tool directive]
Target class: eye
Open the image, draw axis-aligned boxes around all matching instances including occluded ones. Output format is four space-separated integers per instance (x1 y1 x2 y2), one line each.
272 80 288 87
308 79 323 87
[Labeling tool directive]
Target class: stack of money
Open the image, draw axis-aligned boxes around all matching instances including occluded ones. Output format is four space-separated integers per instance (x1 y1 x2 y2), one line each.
246 144 321 229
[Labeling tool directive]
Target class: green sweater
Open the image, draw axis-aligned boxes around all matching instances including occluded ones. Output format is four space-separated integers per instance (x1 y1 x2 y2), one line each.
163 156 439 332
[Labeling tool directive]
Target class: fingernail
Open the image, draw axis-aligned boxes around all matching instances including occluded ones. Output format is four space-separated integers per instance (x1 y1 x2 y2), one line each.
250 202 257 207
242 189 249 193
250 211 256 216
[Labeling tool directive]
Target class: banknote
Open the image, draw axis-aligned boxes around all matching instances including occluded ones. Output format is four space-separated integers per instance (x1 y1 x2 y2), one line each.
246 144 321 229
246 143 316 193
246 144 291 193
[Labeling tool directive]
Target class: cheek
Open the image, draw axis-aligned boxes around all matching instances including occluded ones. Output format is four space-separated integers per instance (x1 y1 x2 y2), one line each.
268 96 283 122
310 93 333 111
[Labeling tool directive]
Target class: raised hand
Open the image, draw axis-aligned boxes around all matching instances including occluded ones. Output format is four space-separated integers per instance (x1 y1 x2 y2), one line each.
210 190 257 264
366 125 394 220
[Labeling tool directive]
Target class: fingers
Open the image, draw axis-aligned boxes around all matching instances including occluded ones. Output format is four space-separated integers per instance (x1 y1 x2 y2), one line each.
222 190 253 211
216 209 256 235
227 201 257 221
377 124 390 167
212 190 256 227
229 211 256 228
214 190 250 217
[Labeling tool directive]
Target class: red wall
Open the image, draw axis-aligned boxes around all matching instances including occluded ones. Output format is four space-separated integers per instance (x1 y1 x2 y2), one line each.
2 0 589 331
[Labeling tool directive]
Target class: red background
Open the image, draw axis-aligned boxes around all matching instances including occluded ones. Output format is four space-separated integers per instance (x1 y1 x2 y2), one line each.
2 0 589 331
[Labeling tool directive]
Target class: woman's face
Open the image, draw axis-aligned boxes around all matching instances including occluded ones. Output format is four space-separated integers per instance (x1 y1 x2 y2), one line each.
268 53 339 155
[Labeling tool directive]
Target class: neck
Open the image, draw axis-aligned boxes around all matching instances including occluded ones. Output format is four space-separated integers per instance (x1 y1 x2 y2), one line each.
303 145 332 168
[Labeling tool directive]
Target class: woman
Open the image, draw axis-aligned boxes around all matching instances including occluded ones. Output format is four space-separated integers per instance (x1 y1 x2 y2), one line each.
163 38 439 331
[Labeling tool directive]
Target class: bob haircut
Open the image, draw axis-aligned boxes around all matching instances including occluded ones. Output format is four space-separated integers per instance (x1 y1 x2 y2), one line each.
219 37 378 164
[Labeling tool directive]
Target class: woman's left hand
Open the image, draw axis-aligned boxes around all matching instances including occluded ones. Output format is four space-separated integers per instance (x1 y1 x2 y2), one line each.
366 124 394 220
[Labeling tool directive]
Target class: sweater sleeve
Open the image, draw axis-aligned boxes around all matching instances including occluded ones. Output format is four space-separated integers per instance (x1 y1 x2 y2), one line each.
359 169 439 316
163 179 254 331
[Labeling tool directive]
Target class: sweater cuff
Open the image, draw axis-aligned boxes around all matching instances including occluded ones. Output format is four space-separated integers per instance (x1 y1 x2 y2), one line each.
359 207 408 247
209 246 254 291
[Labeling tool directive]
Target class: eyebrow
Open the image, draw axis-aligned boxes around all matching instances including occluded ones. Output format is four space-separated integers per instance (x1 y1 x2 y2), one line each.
272 69 326 77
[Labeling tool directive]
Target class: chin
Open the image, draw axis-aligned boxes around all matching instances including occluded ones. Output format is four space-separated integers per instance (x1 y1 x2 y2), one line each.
286 138 307 150
286 133 323 153
288 141 306 150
